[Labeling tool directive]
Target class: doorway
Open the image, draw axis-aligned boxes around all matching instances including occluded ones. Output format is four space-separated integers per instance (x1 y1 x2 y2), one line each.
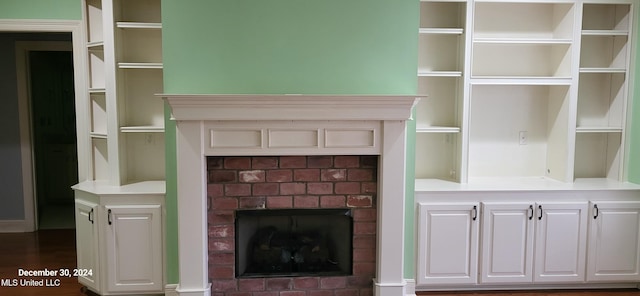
29 49 78 229
15 39 78 231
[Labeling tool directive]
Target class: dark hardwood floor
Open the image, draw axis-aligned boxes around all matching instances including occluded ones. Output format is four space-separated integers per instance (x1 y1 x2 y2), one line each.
0 229 85 296
1 230 639 296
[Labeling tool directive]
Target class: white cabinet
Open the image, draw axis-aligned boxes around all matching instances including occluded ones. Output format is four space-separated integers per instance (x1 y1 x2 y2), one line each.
73 183 165 295
75 198 100 291
481 203 534 284
587 201 640 282
104 205 163 293
534 202 588 283
417 202 480 285
480 202 588 284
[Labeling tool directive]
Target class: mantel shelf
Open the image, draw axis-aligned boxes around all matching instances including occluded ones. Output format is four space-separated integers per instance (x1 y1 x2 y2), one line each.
160 94 421 121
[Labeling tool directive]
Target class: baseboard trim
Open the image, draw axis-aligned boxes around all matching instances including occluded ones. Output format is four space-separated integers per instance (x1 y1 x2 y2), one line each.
165 284 178 296
172 283 211 296
405 279 416 296
0 220 26 232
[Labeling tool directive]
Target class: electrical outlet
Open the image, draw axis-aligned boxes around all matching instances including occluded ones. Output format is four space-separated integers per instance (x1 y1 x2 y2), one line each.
519 131 527 145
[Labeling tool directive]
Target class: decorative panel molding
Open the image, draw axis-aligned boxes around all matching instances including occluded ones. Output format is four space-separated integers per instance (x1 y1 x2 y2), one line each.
204 121 381 156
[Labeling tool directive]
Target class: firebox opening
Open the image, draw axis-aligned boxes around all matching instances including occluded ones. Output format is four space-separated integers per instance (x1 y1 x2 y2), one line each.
235 209 353 278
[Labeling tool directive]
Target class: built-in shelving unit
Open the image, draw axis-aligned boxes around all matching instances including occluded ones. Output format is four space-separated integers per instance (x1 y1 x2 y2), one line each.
80 0 165 186
416 0 468 182
574 2 632 181
415 0 637 188
76 0 166 294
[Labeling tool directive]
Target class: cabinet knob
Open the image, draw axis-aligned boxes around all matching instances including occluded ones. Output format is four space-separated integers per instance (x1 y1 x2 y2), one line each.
108 209 112 225
594 204 599 219
528 205 534 220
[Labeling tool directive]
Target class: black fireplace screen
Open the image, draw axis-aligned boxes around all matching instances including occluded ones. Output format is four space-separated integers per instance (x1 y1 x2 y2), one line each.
235 209 353 278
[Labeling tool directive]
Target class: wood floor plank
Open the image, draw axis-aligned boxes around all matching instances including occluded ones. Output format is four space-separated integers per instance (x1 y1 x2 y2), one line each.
0 229 85 296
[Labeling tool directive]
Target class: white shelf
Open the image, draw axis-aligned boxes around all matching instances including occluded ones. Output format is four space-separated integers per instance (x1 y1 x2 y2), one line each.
87 41 104 48
420 28 464 35
473 38 572 44
576 127 623 133
120 126 165 133
417 127 461 133
415 177 640 192
582 30 629 36
116 22 162 29
418 71 463 77
579 68 626 74
73 180 166 195
470 77 572 85
89 88 106 94
118 62 163 69
90 132 108 139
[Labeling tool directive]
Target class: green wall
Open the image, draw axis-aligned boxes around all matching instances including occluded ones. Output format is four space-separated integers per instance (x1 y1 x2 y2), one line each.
0 0 80 20
162 0 417 95
162 0 419 284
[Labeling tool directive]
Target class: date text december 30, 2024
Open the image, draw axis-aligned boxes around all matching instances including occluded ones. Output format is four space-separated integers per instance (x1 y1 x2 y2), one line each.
1 268 93 288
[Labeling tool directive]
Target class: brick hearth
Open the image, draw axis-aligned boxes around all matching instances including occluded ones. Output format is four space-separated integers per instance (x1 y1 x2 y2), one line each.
207 155 378 296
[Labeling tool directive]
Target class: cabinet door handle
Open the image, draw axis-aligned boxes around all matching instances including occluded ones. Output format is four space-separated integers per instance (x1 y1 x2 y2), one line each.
88 209 94 224
107 209 112 225
538 205 543 220
472 205 478 221
594 204 599 219
528 205 534 220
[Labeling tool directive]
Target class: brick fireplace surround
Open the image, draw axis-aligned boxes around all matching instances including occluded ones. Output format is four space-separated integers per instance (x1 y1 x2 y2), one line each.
162 94 419 296
208 155 378 295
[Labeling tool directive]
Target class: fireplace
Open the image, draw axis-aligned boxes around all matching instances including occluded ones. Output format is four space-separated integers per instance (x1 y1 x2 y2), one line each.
207 155 378 294
163 94 418 296
236 209 353 278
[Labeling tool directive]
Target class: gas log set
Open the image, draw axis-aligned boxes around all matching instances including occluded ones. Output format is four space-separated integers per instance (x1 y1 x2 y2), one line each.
236 209 353 278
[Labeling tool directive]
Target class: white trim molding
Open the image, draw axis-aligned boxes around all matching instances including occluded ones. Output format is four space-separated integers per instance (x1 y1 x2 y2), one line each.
0 220 26 233
163 94 419 296
0 19 89 232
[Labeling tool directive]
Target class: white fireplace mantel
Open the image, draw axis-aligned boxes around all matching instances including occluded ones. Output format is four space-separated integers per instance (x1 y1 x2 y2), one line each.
162 94 419 296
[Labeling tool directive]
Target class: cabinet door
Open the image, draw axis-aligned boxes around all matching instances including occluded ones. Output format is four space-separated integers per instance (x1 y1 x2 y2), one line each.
534 202 588 283
587 201 640 282
481 203 534 284
417 203 479 285
75 199 99 291
104 205 163 293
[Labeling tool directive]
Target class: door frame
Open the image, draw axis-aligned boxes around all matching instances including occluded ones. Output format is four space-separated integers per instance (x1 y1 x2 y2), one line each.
1 20 88 232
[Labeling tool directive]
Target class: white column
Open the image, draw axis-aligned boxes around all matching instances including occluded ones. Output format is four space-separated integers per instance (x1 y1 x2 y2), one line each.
175 121 211 296
375 120 407 296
